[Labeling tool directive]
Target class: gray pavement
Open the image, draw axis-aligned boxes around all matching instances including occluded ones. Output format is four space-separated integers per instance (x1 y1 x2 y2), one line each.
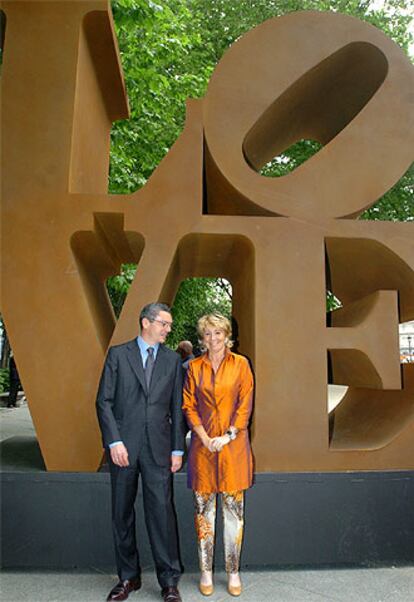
0 396 34 442
1 566 413 602
1 402 414 601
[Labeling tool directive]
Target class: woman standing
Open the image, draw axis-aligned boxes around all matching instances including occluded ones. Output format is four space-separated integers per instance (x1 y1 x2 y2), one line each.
183 313 254 597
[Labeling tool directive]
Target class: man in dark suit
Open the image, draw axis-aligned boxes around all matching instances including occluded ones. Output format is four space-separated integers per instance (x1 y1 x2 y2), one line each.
97 303 186 602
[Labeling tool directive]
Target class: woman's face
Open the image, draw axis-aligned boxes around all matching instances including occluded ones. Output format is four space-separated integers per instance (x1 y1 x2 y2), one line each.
203 327 226 355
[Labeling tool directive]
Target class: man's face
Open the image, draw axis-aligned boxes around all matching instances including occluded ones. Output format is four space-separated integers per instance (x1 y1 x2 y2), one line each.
141 310 173 345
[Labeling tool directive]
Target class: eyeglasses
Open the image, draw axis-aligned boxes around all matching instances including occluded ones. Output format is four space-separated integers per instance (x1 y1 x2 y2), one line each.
151 318 173 329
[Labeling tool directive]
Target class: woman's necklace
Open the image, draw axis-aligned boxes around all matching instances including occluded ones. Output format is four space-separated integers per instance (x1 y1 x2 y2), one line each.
210 352 225 374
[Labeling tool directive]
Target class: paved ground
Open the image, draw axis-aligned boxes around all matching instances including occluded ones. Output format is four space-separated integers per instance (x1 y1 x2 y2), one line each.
1 400 413 601
1 566 414 602
0 396 34 442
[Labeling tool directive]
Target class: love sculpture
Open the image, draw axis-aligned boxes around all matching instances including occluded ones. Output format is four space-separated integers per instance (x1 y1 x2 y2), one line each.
1 1 413 471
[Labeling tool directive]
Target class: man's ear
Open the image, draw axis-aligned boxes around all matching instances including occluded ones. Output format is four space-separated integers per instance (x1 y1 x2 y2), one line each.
141 317 150 330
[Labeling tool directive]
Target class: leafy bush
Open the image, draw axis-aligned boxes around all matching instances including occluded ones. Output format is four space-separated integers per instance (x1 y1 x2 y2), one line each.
0 368 10 393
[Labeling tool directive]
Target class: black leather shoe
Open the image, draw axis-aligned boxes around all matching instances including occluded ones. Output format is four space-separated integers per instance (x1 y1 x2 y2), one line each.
161 586 182 602
106 578 141 601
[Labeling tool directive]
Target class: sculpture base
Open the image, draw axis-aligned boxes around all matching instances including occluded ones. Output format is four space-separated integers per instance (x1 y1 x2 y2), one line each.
2 460 413 569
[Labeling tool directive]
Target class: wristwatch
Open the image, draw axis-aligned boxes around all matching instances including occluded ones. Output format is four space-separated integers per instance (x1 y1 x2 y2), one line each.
226 428 237 441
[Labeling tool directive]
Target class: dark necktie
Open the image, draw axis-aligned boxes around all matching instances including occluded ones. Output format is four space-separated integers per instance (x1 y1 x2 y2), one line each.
145 347 155 389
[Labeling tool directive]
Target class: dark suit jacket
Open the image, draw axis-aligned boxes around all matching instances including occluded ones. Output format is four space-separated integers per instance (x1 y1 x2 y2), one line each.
96 339 186 466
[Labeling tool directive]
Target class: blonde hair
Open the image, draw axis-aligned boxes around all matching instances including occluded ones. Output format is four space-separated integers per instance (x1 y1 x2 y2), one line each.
197 313 233 350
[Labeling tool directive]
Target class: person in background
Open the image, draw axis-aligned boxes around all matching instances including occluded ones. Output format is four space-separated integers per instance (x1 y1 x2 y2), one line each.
176 340 195 371
182 313 254 597
7 354 20 408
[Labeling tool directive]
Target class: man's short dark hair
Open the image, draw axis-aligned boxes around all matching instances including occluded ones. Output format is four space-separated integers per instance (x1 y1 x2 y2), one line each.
139 302 171 328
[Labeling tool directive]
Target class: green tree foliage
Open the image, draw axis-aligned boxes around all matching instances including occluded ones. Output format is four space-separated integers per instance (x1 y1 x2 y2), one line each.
106 268 232 350
168 277 232 349
326 290 342 312
361 163 414 222
107 1 413 334
106 263 137 317
260 140 324 178
110 0 204 192
110 0 413 221
0 368 10 393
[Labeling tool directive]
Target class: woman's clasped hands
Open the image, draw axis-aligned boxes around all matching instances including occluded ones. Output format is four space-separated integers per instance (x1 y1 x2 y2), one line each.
203 434 231 452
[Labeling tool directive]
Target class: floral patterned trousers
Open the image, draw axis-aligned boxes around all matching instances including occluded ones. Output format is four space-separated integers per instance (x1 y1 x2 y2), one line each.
193 490 244 574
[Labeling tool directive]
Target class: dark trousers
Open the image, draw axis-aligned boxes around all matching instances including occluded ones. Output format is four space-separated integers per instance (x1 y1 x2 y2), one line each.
7 380 19 407
109 433 182 587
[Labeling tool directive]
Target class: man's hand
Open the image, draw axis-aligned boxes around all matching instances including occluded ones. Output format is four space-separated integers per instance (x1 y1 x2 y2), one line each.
171 454 183 473
110 442 129 467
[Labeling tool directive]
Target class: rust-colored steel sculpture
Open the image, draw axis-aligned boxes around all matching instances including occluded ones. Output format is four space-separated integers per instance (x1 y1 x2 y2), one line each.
1 2 413 471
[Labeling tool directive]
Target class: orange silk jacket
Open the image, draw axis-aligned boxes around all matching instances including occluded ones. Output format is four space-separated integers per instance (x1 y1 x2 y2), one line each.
183 351 254 493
